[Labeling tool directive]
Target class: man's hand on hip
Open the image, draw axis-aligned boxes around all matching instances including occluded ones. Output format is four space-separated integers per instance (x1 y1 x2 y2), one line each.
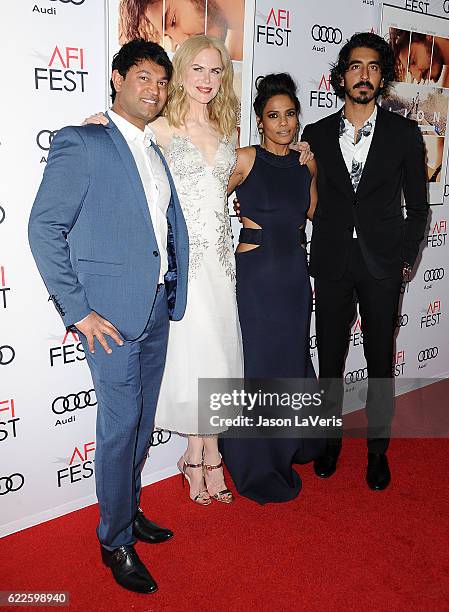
75 311 124 354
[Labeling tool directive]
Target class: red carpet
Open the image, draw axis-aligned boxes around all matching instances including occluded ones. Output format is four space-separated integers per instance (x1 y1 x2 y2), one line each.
1 386 449 611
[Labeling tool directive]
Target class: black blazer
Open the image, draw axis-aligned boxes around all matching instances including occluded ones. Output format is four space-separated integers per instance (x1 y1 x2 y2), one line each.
302 105 429 280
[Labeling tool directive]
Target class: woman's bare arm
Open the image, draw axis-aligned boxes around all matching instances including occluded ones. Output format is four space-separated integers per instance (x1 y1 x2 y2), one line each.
227 146 256 194
306 158 318 220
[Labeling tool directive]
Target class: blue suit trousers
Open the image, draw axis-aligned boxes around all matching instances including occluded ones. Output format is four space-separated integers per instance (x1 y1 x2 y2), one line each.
80 285 169 549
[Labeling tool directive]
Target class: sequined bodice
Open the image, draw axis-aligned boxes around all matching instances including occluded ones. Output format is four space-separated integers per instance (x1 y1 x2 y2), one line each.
165 134 237 281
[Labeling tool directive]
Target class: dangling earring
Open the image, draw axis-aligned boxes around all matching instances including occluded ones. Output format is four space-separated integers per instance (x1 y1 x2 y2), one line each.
258 126 264 146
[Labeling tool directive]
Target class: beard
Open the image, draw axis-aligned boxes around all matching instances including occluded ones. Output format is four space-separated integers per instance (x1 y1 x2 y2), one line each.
346 81 379 105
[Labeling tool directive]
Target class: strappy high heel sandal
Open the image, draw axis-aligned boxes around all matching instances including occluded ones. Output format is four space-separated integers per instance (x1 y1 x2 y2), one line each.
203 454 234 504
177 457 211 506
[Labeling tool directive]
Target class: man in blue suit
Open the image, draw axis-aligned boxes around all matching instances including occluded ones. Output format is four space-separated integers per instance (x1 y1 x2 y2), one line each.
29 40 189 595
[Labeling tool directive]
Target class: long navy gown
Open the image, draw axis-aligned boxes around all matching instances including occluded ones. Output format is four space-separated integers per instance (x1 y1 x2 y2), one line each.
219 146 324 504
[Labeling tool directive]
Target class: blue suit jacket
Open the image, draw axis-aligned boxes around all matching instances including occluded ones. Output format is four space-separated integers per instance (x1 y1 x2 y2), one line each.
28 114 189 340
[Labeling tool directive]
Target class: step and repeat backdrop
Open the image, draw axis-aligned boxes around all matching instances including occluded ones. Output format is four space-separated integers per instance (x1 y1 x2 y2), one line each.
1 0 448 537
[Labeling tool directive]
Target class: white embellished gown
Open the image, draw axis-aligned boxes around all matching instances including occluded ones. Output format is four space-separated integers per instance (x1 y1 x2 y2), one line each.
155 134 244 435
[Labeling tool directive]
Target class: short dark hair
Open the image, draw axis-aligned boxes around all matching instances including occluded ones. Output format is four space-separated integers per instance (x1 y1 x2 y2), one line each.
253 73 301 118
110 38 173 102
330 32 396 100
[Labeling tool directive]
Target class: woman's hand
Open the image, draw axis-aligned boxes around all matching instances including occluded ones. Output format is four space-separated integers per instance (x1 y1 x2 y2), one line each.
290 140 314 165
82 112 109 126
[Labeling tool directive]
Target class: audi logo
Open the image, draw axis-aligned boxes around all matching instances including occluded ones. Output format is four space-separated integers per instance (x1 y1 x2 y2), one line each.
0 205 5 224
444 0 449 14
0 345 15 366
0 473 25 495
396 313 409 327
50 0 86 4
344 367 368 385
149 429 171 447
309 335 317 350
52 389 97 414
417 347 438 362
423 268 444 282
36 129 58 152
311 24 343 44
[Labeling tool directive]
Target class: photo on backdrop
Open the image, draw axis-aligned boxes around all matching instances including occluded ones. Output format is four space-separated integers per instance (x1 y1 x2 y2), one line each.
381 3 449 203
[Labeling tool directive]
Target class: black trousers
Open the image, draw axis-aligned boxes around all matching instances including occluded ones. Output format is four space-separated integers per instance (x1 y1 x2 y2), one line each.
314 239 402 454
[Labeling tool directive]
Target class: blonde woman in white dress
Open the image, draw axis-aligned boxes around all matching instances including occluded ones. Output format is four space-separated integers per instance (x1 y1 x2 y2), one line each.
151 35 243 505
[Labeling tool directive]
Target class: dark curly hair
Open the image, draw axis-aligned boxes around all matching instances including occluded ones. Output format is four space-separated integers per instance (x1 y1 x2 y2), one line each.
330 32 396 100
253 73 300 118
110 38 173 102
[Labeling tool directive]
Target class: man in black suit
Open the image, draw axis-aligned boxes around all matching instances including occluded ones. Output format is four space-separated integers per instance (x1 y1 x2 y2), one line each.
301 32 429 490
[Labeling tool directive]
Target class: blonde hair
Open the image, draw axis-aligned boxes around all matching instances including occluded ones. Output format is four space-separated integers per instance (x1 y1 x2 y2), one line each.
166 35 238 139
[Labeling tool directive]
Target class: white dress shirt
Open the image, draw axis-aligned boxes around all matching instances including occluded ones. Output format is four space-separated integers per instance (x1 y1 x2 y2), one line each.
109 110 171 283
339 106 377 238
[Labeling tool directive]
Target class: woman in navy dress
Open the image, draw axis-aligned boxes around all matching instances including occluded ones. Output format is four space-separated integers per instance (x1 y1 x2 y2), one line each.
220 73 324 503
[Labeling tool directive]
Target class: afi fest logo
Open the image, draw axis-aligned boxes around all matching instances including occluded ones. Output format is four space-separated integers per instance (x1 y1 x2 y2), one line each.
420 300 442 328
256 8 291 47
309 73 339 109
404 0 429 13
57 441 95 487
36 129 59 164
49 330 85 367
0 399 20 443
427 220 447 248
349 317 363 347
35 45 88 92
52 389 97 427
0 266 10 309
392 350 405 377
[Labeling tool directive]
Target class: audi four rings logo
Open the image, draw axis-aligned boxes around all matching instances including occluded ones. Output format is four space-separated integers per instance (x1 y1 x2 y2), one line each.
0 345 15 365
36 130 58 151
50 0 86 4
344 367 368 384
149 430 171 447
418 347 438 362
397 314 409 327
423 268 445 281
0 473 25 495
311 25 343 44
52 389 97 414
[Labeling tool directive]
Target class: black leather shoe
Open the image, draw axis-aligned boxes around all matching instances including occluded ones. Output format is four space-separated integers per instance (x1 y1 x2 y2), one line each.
313 447 340 478
133 508 173 544
366 453 391 490
101 544 157 594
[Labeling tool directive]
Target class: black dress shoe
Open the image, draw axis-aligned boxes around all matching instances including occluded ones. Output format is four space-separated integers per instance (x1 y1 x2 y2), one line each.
133 508 173 544
313 447 340 479
101 544 157 594
366 453 391 490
